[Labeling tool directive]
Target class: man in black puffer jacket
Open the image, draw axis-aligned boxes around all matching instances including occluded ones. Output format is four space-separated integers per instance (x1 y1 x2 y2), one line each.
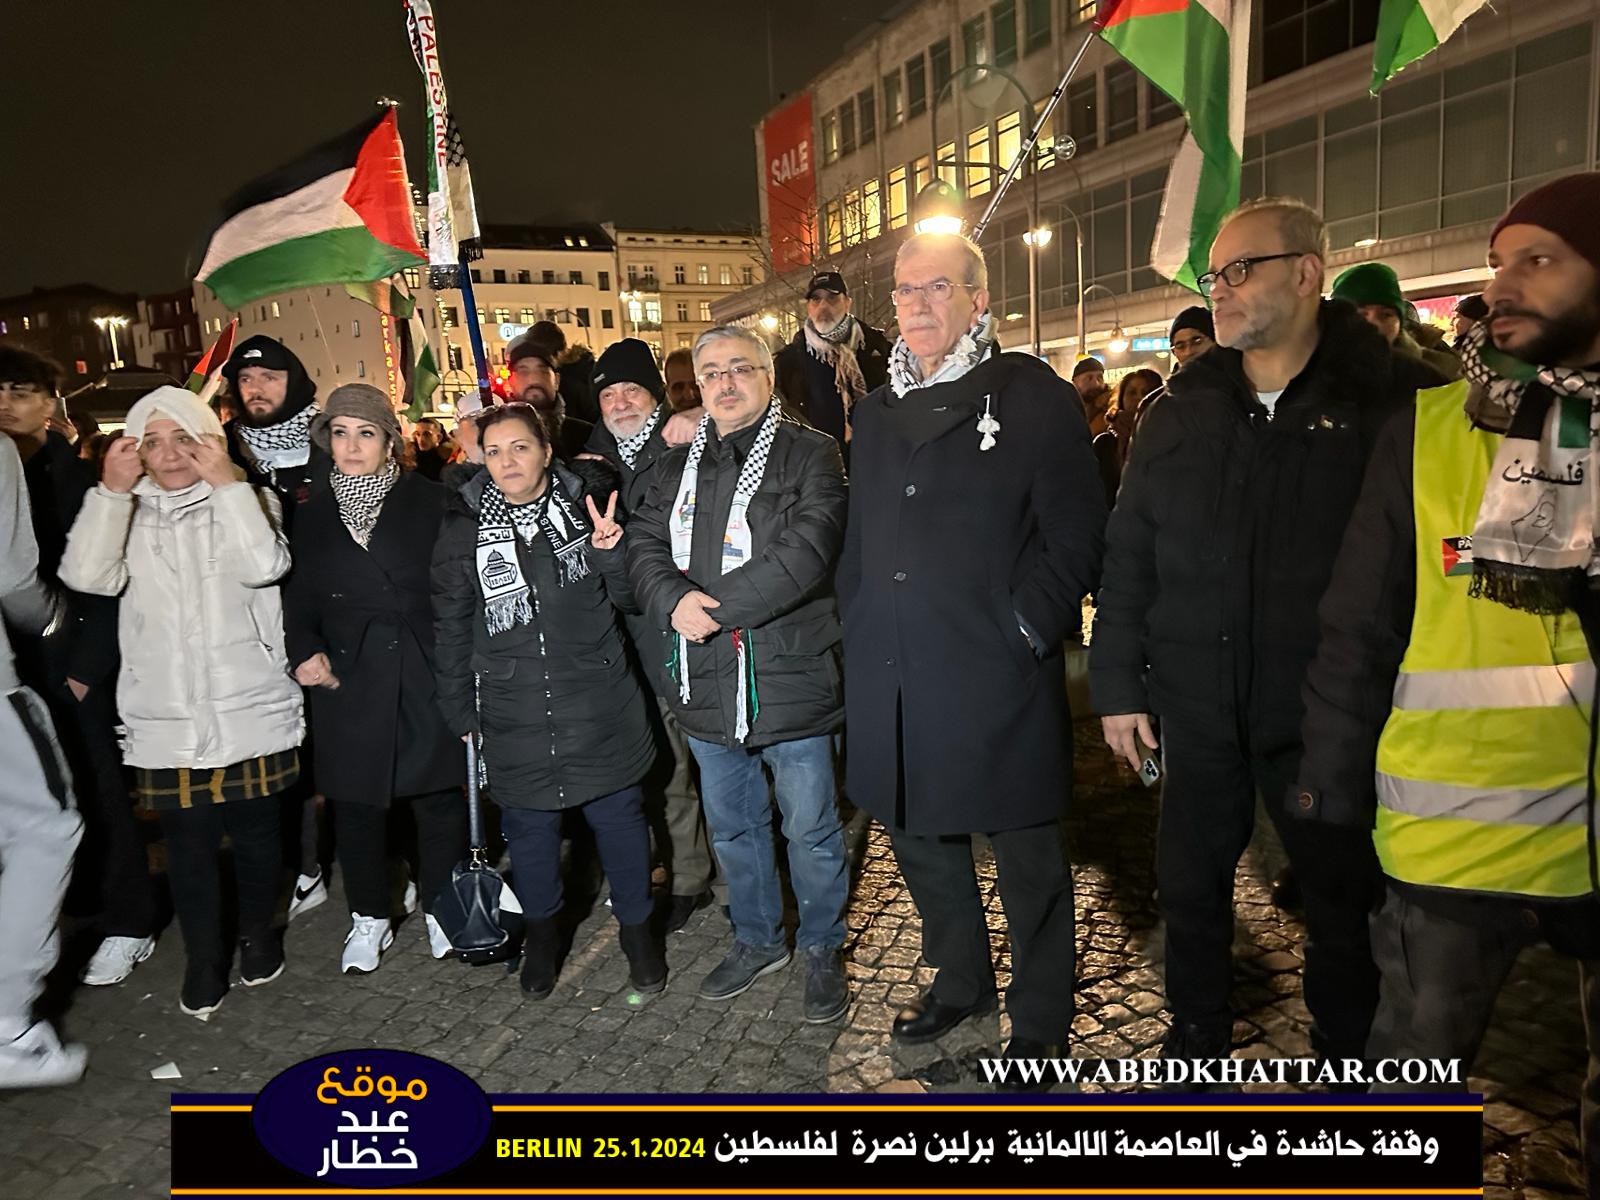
626 325 850 1025
1089 197 1445 1073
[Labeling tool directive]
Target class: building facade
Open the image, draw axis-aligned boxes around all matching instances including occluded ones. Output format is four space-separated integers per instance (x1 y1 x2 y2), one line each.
0 284 141 388
719 0 1598 376
614 229 765 357
128 288 203 382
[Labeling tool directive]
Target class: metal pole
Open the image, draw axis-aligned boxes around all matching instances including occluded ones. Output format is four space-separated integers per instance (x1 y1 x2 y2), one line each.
1076 224 1086 355
455 253 493 408
1027 181 1040 356
108 322 122 368
972 29 1096 239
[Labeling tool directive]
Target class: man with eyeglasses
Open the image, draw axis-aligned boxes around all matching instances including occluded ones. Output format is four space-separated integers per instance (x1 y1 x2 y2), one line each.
773 270 890 460
838 232 1106 1086
1090 197 1445 1080
626 325 851 1023
1167 307 1216 370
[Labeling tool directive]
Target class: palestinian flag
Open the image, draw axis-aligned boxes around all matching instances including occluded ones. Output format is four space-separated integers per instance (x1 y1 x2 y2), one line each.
1098 0 1251 293
184 317 237 392
1371 0 1485 93
196 110 425 311
399 313 441 421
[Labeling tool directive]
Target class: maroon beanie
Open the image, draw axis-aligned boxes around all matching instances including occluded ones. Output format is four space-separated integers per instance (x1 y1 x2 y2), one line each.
1491 173 1600 269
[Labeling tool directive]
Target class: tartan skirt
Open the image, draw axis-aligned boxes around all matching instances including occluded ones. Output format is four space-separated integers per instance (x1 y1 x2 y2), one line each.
135 750 300 812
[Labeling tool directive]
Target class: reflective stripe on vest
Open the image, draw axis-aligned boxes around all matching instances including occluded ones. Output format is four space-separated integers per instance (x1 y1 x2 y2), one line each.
1373 380 1594 900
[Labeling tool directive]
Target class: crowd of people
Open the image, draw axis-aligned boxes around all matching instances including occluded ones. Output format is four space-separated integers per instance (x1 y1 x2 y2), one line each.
0 174 1595 1187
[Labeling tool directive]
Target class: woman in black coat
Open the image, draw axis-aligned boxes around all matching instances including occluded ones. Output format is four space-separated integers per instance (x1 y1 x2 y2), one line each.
285 386 466 976
429 404 663 999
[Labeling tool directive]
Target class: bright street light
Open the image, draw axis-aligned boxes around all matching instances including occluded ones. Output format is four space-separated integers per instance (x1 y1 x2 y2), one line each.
758 314 779 332
93 315 129 368
1108 326 1130 355
1022 227 1053 248
912 180 966 236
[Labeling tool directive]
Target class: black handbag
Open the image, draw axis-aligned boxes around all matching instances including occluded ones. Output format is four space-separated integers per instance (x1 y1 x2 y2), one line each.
432 726 524 965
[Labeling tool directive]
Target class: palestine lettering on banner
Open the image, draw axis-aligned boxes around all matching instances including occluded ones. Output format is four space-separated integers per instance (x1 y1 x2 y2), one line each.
404 0 482 281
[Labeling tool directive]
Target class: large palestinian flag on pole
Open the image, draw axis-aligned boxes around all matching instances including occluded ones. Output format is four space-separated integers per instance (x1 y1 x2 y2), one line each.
1097 0 1251 293
1370 0 1486 93
197 110 426 311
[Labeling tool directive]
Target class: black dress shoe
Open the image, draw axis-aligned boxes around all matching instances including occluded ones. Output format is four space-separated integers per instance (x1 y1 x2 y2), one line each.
1271 865 1302 911
994 1037 1061 1093
892 992 998 1045
663 891 711 934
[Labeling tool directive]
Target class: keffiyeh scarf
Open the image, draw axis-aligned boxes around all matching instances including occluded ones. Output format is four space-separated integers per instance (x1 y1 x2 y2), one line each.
889 312 997 397
804 315 868 434
329 460 400 549
614 405 664 469
1458 323 1600 613
668 397 783 742
236 405 315 470
475 474 594 636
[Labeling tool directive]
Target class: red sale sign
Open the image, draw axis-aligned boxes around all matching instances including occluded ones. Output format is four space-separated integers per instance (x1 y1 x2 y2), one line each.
762 94 817 273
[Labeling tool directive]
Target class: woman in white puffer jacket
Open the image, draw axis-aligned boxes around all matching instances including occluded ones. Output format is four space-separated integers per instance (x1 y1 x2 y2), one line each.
60 385 303 1021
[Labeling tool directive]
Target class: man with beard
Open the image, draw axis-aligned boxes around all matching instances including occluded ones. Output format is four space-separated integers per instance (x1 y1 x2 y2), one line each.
774 270 890 459
1090 197 1444 1076
1296 175 1600 1188
584 339 721 930
505 332 594 460
1072 357 1111 436
221 334 329 917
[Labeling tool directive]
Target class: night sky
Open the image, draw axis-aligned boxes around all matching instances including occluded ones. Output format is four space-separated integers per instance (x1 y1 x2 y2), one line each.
0 0 904 298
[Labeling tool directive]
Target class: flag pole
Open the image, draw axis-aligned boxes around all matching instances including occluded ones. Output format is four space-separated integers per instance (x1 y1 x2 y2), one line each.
971 29 1096 240
454 254 493 408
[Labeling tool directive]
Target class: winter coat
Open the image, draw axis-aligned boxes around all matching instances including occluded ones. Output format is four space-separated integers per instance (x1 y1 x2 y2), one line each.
59 479 303 769
625 415 847 749
222 345 329 538
1396 327 1463 382
284 471 463 808
1089 299 1443 783
838 351 1106 834
430 461 654 810
774 321 892 450
0 439 54 693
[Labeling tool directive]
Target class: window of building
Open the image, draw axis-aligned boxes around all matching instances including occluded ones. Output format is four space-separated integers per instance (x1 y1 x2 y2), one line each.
843 188 863 246
470 269 482 283
825 200 844 254
447 344 464 371
1147 78 1181 126
678 334 694 348
602 310 615 329
859 87 876 146
493 307 511 323
270 301 281 318
476 308 486 326
577 307 590 327
992 0 1018 66
997 109 1022 176
697 264 710 284
1065 0 1095 25
962 18 987 68
912 154 932 197
937 140 958 187
442 306 459 328
840 100 857 157
516 269 531 284
906 53 927 117
822 109 840 164
1066 76 1097 155
493 269 507 283
741 265 754 285
673 264 686 284
699 301 712 321
1106 63 1139 143
719 264 733 285
403 267 421 289
644 300 662 324
569 270 583 285
1024 0 1050 52
520 308 537 324
930 38 952 98
1263 0 1382 83
888 165 909 230
675 302 689 322
351 318 360 337
599 271 611 291
863 178 883 240
884 69 904 127
967 125 993 196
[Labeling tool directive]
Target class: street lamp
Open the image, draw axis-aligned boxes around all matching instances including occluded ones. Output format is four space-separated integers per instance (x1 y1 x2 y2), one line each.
618 290 639 338
758 313 780 332
912 179 966 236
93 315 129 368
1082 283 1127 357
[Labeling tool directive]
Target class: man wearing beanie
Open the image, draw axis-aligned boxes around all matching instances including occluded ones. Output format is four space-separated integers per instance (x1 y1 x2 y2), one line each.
774 270 890 459
1168 307 1216 370
221 335 328 527
505 332 593 461
1072 357 1111 436
1330 262 1462 381
584 338 722 931
1297 175 1600 1187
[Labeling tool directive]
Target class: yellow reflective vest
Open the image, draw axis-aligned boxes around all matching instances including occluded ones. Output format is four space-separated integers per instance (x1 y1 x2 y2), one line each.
1374 381 1594 899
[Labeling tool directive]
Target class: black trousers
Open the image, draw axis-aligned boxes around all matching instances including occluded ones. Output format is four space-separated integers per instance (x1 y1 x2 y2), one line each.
1157 720 1380 1059
1367 885 1598 1191
157 797 282 979
890 821 1077 1045
333 789 467 918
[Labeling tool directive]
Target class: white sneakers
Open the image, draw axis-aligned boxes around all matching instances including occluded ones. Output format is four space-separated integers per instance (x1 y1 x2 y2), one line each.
0 1022 87 1089
424 914 454 960
288 870 328 921
80 935 156 986
341 915 395 974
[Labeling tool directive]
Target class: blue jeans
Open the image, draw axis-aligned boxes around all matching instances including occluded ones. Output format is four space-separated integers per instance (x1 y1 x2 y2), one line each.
686 734 847 952
499 787 652 926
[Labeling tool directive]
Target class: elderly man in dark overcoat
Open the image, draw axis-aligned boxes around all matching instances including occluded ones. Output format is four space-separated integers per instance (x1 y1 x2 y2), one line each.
838 231 1106 1079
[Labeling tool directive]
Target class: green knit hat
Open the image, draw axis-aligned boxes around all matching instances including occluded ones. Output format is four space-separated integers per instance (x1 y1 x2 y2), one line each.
1330 262 1416 321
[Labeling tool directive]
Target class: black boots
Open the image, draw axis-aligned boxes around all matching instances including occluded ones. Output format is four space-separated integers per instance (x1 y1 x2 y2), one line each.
618 922 667 993
519 918 561 999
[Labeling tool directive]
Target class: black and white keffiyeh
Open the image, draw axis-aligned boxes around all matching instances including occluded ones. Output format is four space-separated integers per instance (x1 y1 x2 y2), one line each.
475 474 595 636
614 405 664 469
236 404 315 469
668 397 783 742
889 311 997 397
329 460 400 549
1458 323 1600 614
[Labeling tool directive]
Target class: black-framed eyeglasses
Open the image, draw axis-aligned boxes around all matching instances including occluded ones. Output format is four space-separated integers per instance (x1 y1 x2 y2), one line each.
1196 253 1306 298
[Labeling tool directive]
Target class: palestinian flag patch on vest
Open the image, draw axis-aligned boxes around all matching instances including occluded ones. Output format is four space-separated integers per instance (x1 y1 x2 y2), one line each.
1441 535 1474 577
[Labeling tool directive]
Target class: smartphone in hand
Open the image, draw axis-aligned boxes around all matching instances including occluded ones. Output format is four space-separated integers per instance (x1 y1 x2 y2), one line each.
1139 756 1162 787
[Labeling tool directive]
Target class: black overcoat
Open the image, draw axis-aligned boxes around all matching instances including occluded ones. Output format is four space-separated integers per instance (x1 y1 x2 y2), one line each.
284 470 464 808
837 351 1106 834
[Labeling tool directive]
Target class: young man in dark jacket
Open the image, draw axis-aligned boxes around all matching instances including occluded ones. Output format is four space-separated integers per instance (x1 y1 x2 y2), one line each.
1090 197 1444 1072
773 270 890 457
626 325 850 1023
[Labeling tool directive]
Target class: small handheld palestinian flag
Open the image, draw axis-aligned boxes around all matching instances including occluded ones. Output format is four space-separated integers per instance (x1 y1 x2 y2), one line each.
184 317 237 393
196 110 425 311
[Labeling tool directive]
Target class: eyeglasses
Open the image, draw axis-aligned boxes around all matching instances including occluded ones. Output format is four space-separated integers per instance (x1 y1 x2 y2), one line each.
1170 335 1211 352
1195 253 1307 298
695 364 765 387
890 279 976 306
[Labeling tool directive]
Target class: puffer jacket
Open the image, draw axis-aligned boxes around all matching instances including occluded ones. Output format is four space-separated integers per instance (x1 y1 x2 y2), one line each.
58 478 303 769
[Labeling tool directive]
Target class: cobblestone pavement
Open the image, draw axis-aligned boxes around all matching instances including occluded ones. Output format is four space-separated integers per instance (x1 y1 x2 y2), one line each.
0 722 1587 1198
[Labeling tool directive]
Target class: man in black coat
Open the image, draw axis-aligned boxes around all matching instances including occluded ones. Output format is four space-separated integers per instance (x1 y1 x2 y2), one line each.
773 269 890 459
838 232 1105 1080
1089 198 1445 1071
0 345 154 986
505 331 593 461
626 326 850 1024
585 338 722 931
